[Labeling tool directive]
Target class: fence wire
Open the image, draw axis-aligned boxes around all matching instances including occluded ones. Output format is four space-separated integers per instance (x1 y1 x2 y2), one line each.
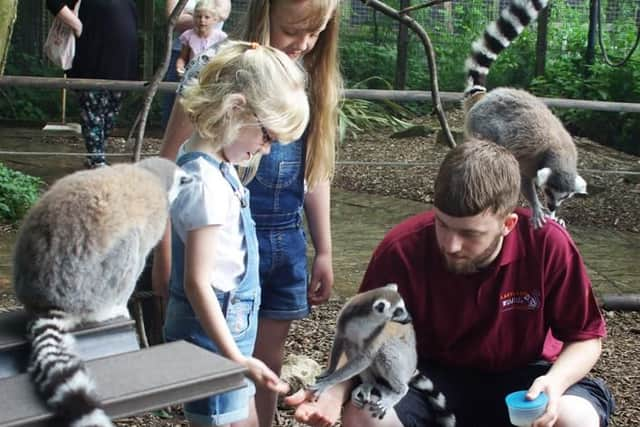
8 1 640 92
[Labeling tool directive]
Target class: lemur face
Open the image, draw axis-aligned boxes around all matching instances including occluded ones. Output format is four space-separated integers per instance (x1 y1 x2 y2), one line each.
537 168 587 214
390 302 412 324
372 296 412 325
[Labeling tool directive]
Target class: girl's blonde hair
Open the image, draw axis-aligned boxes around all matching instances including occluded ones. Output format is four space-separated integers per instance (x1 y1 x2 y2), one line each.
236 0 343 189
181 41 309 156
194 0 231 22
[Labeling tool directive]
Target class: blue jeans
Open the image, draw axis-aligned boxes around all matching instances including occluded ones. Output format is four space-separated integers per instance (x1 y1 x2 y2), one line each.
163 293 259 425
256 226 309 319
247 138 310 320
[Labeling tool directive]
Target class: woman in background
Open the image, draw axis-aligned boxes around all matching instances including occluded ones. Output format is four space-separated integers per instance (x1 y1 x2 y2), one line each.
45 0 138 169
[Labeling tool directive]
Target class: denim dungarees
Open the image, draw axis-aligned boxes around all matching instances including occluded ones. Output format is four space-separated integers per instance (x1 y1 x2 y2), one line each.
164 151 260 426
247 136 310 319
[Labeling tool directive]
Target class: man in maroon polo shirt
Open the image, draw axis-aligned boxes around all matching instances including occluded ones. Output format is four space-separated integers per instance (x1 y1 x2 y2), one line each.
286 139 614 427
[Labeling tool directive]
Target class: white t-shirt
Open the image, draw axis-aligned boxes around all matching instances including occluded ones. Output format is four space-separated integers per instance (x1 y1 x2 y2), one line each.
170 152 246 292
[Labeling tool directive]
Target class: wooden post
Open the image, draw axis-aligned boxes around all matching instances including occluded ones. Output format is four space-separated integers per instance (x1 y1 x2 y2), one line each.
535 4 549 77
142 0 155 80
585 0 598 70
601 294 640 312
0 0 18 76
373 10 379 44
394 0 410 90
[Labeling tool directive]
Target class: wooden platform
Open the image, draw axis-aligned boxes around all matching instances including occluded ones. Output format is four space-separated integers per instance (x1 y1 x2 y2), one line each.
0 340 247 426
0 309 248 426
0 309 140 379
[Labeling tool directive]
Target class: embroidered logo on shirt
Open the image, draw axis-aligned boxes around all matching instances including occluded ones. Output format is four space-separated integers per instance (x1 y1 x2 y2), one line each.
500 290 540 311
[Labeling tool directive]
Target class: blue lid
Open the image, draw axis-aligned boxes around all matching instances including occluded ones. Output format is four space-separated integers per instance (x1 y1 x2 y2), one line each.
505 390 548 410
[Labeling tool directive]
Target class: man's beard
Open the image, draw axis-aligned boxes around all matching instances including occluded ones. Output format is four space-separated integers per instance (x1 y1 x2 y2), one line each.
442 234 502 274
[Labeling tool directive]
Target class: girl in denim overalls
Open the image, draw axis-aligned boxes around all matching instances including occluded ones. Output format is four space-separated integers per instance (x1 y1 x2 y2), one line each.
162 41 309 427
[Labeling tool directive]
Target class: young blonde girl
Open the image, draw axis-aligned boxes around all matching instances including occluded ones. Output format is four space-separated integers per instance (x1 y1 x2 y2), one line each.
175 0 230 76
163 40 309 427
154 1 342 425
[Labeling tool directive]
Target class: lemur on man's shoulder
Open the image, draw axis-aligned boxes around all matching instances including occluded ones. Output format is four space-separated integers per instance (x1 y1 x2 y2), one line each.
464 0 586 229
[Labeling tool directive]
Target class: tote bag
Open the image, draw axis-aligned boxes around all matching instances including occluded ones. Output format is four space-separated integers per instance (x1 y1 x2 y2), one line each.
43 1 81 70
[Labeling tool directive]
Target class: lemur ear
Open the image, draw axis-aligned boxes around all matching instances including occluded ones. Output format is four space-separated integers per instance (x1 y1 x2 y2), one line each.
373 299 390 314
384 283 398 292
535 168 552 187
574 175 587 194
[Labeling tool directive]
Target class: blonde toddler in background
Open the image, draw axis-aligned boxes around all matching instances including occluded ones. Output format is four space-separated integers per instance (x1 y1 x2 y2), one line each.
176 0 230 76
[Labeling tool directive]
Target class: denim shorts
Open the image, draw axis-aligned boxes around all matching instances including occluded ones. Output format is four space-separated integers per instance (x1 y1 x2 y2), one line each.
163 292 259 426
394 361 615 427
256 227 309 320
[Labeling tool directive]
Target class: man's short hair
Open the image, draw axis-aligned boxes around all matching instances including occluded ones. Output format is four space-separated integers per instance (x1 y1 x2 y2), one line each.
434 138 520 217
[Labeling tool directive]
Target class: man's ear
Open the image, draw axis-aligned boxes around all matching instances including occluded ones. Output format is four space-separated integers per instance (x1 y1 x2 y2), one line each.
502 213 518 236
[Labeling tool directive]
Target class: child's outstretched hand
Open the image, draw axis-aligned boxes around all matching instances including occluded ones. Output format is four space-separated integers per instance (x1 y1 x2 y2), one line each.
242 356 290 394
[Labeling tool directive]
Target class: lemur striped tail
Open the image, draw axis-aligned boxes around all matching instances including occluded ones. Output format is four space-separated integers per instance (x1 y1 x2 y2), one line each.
464 0 549 98
411 373 456 427
27 311 113 427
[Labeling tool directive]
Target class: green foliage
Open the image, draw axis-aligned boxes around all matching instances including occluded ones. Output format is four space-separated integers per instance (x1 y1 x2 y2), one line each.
529 1 640 155
339 1 640 154
3 1 639 150
0 162 44 223
340 36 396 87
0 51 63 121
339 77 414 140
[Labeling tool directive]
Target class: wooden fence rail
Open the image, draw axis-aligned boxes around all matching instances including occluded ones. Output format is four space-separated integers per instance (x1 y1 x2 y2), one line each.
2 75 640 113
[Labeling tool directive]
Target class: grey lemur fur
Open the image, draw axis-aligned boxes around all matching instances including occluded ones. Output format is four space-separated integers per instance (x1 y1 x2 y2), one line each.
308 284 455 426
12 157 193 427
464 0 587 229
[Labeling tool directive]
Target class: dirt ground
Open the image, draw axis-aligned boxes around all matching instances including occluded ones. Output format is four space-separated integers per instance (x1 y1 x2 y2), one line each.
2 108 639 426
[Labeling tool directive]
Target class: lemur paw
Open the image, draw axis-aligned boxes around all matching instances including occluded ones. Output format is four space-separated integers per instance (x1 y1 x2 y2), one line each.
531 211 548 229
351 383 375 408
548 211 566 228
364 388 392 420
306 382 326 401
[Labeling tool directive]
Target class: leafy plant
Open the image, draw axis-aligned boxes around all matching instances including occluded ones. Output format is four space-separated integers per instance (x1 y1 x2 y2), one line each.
339 77 415 140
0 162 44 223
529 1 640 155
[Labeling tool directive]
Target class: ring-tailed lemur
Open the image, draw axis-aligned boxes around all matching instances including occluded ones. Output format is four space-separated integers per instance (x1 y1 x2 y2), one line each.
464 0 587 229
308 284 455 426
12 157 193 427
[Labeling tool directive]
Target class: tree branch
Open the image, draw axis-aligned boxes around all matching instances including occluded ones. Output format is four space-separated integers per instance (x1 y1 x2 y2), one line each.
398 0 451 16
129 0 190 162
360 0 456 148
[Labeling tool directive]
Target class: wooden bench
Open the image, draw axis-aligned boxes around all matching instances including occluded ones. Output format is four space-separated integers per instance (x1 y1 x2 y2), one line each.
0 309 247 426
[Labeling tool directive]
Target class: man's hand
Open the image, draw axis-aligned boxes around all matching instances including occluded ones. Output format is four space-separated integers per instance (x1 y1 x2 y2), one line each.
283 388 343 427
527 375 561 427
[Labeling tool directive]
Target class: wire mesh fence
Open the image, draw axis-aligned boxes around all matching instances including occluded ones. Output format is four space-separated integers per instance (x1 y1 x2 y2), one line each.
7 0 639 92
